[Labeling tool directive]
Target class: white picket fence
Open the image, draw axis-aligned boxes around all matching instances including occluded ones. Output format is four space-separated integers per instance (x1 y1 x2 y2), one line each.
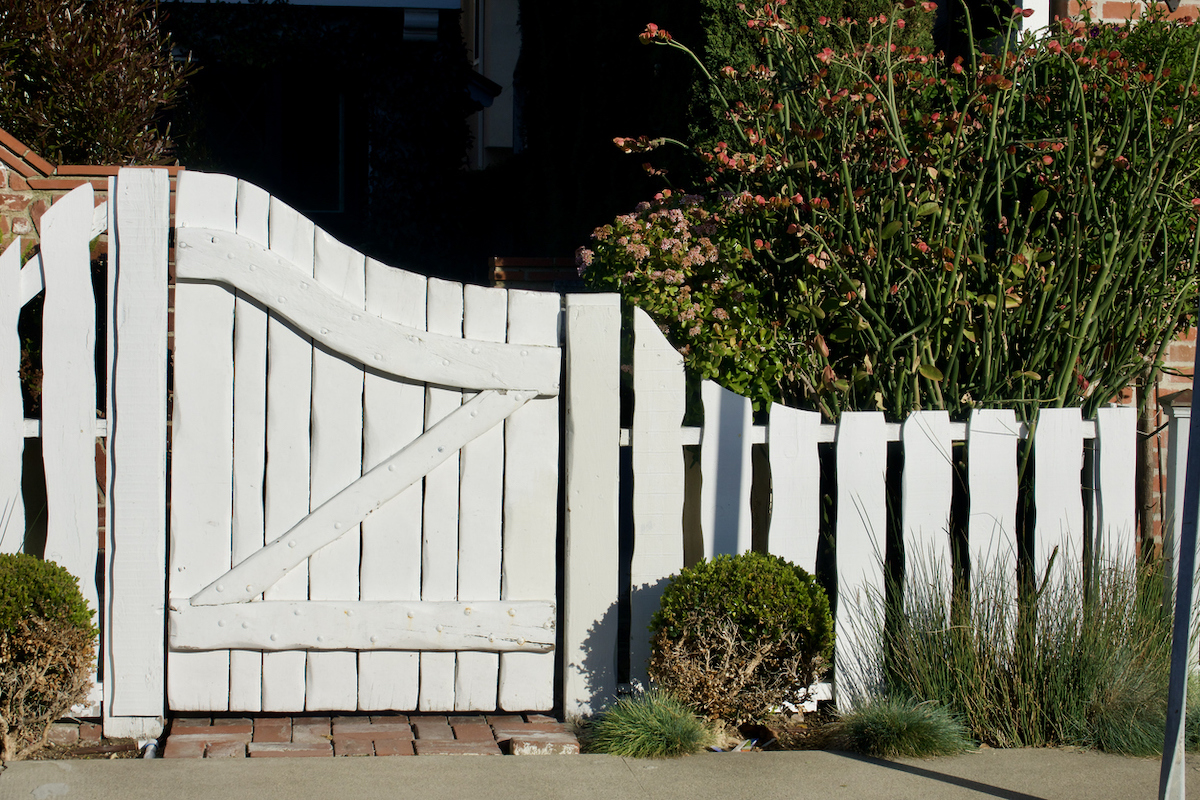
0 168 1152 736
566 302 1141 711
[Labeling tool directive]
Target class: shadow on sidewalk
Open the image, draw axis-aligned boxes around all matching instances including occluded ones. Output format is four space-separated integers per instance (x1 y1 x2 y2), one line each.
831 751 1045 800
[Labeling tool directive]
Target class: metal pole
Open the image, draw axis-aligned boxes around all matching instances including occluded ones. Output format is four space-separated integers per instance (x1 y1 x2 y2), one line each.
1160 316 1200 799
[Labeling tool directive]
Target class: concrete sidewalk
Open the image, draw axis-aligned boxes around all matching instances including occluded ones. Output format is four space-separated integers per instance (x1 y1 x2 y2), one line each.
3 748 1198 800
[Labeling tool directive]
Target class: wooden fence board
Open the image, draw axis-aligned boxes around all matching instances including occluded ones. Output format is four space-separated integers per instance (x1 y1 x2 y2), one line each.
420 278 464 712
359 260 425 710
305 228 364 711
169 171 237 710
40 184 99 631
901 410 953 605
834 411 887 706
104 169 169 729
1034 407 1085 581
1095 406 1136 565
766 404 821 573
456 284 507 711
260 197 314 712
967 409 1019 600
228 179 270 712
0 239 23 553
562 294 621 716
699 380 754 558
498 290 560 711
629 308 686 689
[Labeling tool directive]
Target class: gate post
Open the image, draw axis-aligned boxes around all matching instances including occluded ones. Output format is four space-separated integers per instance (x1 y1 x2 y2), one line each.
562 294 621 715
103 168 170 739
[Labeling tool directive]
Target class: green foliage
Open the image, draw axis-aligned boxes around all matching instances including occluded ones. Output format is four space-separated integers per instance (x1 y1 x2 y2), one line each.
0 553 94 637
879 555 1185 755
649 552 833 723
0 553 96 762
584 2 1200 420
0 0 193 165
689 0 934 149
814 696 973 758
581 689 712 758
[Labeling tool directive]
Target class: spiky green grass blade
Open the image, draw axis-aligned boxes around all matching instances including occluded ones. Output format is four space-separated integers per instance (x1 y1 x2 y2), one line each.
817 697 973 759
582 689 712 758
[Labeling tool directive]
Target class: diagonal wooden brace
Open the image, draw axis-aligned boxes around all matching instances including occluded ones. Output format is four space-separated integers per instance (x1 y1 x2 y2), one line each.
189 389 534 606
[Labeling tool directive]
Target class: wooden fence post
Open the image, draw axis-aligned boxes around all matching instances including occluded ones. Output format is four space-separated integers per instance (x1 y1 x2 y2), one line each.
562 293 621 716
629 308 686 689
104 168 169 738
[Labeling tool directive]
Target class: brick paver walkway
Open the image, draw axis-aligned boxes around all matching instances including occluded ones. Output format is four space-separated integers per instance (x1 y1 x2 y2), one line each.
157 713 579 758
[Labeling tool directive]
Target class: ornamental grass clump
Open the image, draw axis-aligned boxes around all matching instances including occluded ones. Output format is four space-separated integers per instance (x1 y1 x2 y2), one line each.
649 552 833 725
583 2 1200 422
881 555 1182 755
0 553 97 762
814 696 973 758
581 689 712 758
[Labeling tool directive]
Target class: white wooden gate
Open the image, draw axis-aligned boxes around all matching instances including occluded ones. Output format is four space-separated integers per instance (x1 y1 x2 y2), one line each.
166 172 560 713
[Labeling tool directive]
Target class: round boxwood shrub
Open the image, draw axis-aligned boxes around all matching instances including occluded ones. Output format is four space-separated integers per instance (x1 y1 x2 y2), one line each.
0 553 96 762
648 551 833 725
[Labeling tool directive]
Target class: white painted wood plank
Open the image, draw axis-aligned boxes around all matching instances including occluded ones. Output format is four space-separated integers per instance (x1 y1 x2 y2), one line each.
421 278 464 712
0 239 24 553
966 410 1019 602
699 380 754 558
359 261 425 711
191 389 532 606
901 410 953 607
305 228 364 712
170 601 556 652
175 228 560 394
228 179 270 712
628 308 686 689
260 197 314 712
104 168 169 721
1033 407 1085 582
499 290 560 712
766 404 821 574
169 171 238 710
834 411 887 707
39 185 100 653
1095 406 1136 566
456 284 507 711
562 294 621 716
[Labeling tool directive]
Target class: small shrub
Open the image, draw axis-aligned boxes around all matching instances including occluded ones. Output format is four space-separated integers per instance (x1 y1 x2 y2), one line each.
0 553 96 762
814 697 973 759
0 0 194 165
582 689 712 758
649 551 833 724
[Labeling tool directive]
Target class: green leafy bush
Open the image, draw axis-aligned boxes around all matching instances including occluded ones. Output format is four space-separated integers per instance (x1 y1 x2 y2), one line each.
0 553 96 762
813 696 973 758
581 689 712 758
584 2 1200 421
0 0 193 165
649 552 833 724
